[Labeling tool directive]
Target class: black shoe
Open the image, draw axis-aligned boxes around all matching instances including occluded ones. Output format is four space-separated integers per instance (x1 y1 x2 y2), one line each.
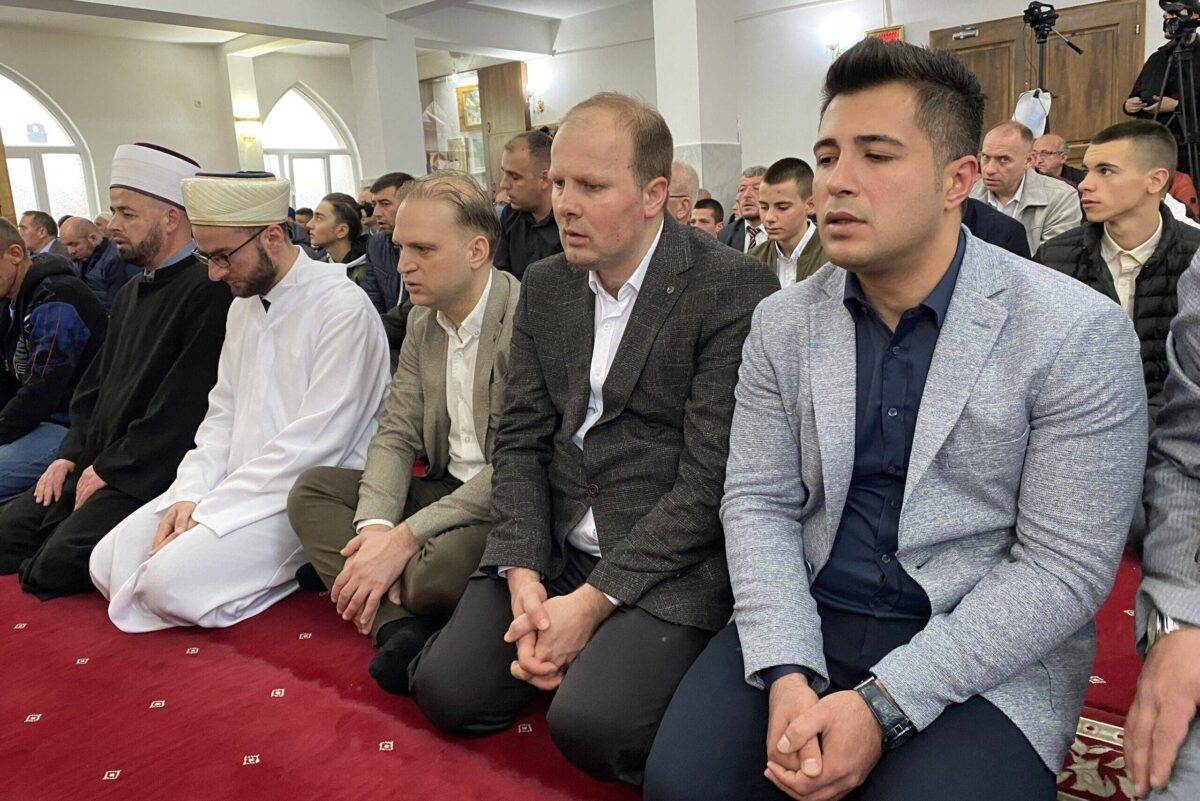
369 616 443 695
294 563 325 592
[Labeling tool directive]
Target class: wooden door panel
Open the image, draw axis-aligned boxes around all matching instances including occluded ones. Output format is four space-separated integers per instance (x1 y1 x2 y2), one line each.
957 43 1020 134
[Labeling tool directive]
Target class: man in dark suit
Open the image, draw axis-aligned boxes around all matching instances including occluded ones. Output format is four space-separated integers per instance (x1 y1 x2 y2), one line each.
963 197 1031 259
411 91 779 785
719 166 768 252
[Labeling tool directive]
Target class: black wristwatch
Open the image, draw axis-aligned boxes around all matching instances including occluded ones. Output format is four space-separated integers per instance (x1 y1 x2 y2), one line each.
854 676 916 751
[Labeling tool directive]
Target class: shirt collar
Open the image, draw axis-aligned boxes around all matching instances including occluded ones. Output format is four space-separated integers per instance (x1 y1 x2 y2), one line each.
588 220 663 302
843 230 966 328
989 174 1026 209
1101 216 1164 268
36 240 53 254
775 221 816 262
143 240 197 280
260 246 305 307
437 270 493 340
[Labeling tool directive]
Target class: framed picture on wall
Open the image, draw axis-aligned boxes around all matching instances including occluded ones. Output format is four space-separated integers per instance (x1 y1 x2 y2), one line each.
866 25 904 43
457 85 482 132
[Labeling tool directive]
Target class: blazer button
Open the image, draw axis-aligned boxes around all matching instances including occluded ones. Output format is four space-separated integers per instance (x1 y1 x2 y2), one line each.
587 484 599 498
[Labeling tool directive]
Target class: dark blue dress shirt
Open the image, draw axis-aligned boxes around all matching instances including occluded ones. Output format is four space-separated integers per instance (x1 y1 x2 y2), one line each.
760 231 965 688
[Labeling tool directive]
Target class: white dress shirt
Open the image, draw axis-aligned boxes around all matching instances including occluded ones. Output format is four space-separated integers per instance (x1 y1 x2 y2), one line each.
36 240 54 254
743 222 768 253
774 222 816 288
986 175 1026 218
567 221 663 559
1100 218 1163 318
438 272 492 484
158 248 391 537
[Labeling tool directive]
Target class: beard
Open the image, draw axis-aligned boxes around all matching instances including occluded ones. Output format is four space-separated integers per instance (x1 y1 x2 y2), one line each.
229 243 278 298
119 221 164 267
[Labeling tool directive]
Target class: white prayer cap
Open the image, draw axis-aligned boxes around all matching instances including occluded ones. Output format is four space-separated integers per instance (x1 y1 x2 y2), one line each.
109 142 200 209
181 172 292 227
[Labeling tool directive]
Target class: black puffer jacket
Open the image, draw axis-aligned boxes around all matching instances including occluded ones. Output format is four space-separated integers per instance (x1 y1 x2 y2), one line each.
1036 205 1200 398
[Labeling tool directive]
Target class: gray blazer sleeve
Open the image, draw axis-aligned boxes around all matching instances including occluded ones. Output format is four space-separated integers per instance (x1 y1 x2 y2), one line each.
1141 257 1200 640
872 302 1147 731
1040 189 1083 247
723 303 829 689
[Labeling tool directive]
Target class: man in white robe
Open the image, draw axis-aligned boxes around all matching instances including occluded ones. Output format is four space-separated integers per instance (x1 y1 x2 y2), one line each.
89 171 390 631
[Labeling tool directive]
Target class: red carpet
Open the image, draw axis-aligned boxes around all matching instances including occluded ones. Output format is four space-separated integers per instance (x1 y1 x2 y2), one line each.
0 576 639 801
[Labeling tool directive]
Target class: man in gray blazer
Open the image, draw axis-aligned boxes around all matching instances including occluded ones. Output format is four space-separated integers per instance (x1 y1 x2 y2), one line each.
646 39 1148 801
410 92 779 785
287 172 519 694
1127 257 1200 799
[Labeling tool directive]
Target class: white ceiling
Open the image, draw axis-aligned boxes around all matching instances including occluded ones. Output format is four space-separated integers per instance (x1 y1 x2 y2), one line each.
0 6 240 44
466 0 637 19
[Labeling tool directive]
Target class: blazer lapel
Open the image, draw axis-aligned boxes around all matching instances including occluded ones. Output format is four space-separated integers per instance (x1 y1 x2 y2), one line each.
560 269 597 437
472 269 510 445
903 235 1009 503
423 317 451 473
808 270 858 538
596 221 688 426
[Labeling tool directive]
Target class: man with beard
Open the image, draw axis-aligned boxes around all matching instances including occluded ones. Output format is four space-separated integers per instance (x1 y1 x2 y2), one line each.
89 172 390 631
719 166 769 253
0 142 232 599
59 216 140 309
361 172 413 314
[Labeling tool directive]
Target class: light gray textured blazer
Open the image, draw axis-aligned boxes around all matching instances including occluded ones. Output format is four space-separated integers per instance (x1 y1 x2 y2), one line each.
354 268 520 543
969 168 1081 255
1140 253 1200 644
723 230 1148 771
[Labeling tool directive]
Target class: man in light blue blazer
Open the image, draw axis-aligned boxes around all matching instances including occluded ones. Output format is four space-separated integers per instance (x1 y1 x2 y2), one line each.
645 39 1148 801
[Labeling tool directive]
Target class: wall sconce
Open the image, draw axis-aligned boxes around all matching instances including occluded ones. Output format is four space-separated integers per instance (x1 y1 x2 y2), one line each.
525 59 552 117
818 11 865 58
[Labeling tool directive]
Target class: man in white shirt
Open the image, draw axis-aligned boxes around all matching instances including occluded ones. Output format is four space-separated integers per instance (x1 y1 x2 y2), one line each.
410 91 778 786
88 171 390 631
1037 120 1200 401
747 157 827 288
970 120 1081 254
719 166 770 252
287 172 521 695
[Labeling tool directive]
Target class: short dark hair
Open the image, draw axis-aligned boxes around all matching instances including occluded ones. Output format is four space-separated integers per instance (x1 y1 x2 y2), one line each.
505 131 553 168
694 197 724 221
0 218 26 254
57 214 73 229
1091 119 1179 185
763 157 815 197
821 38 985 166
562 92 673 189
295 207 313 217
370 171 415 195
21 210 57 238
320 193 362 240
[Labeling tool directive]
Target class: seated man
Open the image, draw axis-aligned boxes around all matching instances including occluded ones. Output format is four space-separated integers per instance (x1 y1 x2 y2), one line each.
410 91 779 785
719 166 769 252
18 211 67 257
1037 120 1200 402
1034 133 1086 187
307 192 368 284
361 171 414 314
496 132 562 280
961 197 1031 259
89 172 390 631
59 216 140 309
667 160 700 226
689 198 725 238
645 39 1147 801
0 222 106 499
288 172 521 692
0 143 231 599
1128 253 1200 800
970 120 1082 254
748 158 826 288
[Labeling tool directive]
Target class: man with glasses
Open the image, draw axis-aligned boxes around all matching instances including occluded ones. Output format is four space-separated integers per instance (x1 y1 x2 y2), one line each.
0 142 232 599
1034 133 1086 188
89 171 389 632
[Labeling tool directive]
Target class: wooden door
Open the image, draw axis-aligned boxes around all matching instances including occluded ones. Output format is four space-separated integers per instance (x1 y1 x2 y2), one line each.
478 61 530 192
932 0 1145 161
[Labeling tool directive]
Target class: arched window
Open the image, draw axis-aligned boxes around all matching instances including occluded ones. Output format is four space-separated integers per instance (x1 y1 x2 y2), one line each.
261 87 360 211
0 67 96 220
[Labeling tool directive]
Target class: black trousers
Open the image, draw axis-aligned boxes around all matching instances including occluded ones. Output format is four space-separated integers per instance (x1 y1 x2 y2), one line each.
410 547 712 785
644 609 1057 801
0 477 142 599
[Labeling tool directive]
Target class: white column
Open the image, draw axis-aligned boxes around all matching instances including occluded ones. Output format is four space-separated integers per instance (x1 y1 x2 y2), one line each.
223 54 265 171
652 0 742 212
350 19 426 180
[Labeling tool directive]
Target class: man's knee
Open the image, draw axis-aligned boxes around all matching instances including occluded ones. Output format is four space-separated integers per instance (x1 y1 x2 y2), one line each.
547 690 648 783
400 569 467 618
125 555 208 627
19 532 96 596
411 647 486 735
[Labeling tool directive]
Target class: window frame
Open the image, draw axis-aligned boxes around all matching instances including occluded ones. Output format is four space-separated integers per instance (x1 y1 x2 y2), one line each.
260 86 361 207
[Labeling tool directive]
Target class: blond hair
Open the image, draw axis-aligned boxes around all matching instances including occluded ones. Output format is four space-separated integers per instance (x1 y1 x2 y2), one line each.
400 171 502 256
562 92 673 188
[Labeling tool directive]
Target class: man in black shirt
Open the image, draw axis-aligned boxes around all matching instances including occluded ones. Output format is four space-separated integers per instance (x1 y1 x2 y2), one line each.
495 131 562 279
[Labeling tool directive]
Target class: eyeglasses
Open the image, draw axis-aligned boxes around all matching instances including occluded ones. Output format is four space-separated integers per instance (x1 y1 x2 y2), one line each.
194 227 266 269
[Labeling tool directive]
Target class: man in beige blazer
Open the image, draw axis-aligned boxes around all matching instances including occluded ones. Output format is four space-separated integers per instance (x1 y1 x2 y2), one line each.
287 172 522 694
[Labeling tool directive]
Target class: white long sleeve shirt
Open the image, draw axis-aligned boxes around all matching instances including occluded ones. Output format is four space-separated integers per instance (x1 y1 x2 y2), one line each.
158 248 390 537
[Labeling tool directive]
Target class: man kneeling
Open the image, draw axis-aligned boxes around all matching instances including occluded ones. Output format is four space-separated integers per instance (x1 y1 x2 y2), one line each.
288 172 519 693
89 172 390 631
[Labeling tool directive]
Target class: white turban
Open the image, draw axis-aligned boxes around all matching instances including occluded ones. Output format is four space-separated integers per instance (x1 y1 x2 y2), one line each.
181 172 292 227
109 143 200 209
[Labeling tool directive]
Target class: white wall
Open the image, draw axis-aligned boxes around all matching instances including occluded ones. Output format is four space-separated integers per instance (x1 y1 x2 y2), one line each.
253 51 359 149
526 1 656 127
0 26 237 200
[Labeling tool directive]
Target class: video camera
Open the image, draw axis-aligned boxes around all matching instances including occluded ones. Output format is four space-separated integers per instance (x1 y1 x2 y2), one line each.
1162 0 1200 40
